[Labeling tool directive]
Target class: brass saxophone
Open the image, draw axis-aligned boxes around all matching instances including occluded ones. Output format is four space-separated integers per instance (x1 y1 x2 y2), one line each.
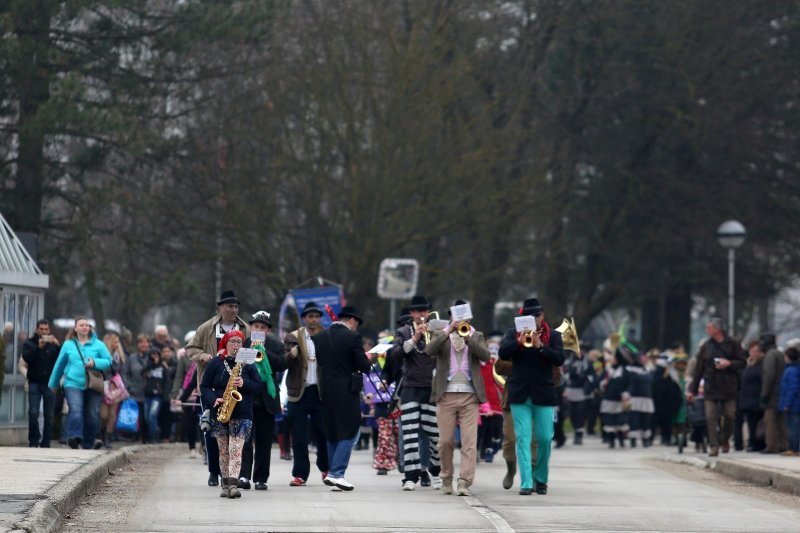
216 362 243 423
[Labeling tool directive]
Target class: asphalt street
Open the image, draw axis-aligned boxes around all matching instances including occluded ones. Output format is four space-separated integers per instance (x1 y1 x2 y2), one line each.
60 437 800 532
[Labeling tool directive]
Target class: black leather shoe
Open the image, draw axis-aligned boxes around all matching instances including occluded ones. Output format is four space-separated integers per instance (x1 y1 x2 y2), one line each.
237 478 251 489
535 482 547 495
519 488 533 495
208 474 219 486
254 482 268 490
420 473 431 487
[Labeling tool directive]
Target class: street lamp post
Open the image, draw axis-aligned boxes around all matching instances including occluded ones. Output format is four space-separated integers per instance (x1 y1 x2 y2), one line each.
716 220 746 334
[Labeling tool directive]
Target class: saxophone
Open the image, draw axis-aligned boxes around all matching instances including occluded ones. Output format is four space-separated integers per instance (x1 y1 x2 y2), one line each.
216 362 243 423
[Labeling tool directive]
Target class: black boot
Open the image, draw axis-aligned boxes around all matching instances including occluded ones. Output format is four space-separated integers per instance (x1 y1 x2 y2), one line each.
574 432 583 445
618 434 625 448
502 461 516 490
630 438 637 448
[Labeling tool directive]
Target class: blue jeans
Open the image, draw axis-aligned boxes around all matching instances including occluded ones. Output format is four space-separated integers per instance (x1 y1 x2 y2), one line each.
326 431 360 478
787 412 800 453
28 383 55 447
144 396 162 440
64 387 103 448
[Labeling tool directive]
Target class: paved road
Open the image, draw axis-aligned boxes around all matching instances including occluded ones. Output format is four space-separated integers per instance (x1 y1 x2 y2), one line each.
66 438 800 532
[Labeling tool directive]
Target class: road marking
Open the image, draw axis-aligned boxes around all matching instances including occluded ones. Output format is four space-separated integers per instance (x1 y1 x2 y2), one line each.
463 495 515 533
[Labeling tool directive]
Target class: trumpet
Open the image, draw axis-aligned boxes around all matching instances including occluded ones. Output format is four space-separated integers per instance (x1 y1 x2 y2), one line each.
521 330 537 348
414 311 440 344
251 335 265 363
456 321 471 337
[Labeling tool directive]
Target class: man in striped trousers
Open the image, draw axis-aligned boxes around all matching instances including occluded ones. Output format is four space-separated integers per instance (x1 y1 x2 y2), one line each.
391 295 442 491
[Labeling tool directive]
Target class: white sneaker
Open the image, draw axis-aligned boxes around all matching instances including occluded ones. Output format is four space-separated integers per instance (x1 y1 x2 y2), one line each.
189 449 198 459
431 476 443 490
402 480 416 491
330 477 354 491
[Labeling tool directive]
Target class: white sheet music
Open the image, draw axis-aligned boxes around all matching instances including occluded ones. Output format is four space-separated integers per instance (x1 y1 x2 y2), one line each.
515 316 537 333
235 348 258 364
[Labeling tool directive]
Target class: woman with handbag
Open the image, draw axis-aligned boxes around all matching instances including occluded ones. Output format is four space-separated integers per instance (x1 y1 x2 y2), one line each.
48 316 113 449
100 332 128 448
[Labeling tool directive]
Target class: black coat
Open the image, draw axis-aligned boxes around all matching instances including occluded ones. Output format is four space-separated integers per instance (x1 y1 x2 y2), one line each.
312 324 371 441
498 327 565 406
390 325 435 388
739 360 764 412
244 334 287 415
200 356 262 421
22 335 60 385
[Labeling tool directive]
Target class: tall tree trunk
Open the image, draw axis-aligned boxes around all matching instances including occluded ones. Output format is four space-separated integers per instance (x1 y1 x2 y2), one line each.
12 1 52 233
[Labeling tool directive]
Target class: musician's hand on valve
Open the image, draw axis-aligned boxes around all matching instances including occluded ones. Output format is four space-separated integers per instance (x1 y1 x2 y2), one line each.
213 397 224 407
233 377 244 388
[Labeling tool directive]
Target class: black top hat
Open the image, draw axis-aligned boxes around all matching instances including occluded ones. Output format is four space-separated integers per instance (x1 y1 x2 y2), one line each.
337 305 363 326
217 290 240 306
408 295 432 311
520 298 543 316
447 299 468 316
300 301 324 317
397 307 412 326
249 310 272 327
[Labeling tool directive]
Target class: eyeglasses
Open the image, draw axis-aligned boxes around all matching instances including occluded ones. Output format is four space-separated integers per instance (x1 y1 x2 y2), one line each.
227 339 243 344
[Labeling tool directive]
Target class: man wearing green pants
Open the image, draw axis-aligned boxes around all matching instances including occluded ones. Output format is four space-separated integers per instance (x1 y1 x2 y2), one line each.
499 298 565 495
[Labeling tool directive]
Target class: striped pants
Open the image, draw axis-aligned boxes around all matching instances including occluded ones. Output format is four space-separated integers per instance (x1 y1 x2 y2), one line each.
400 400 441 482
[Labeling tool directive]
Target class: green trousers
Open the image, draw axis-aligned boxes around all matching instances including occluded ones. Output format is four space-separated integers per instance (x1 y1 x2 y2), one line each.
510 399 555 488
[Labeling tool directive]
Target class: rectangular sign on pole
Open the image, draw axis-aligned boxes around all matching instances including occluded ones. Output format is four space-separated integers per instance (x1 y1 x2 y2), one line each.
377 258 419 300
291 286 343 329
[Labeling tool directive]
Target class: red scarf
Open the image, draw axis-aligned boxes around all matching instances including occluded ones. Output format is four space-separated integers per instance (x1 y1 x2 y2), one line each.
538 320 551 347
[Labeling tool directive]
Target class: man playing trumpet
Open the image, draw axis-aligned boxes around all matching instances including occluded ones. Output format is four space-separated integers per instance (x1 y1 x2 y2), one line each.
390 295 442 491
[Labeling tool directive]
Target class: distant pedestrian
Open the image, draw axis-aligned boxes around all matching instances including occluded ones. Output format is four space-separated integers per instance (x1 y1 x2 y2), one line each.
99 332 126 448
125 335 152 443
142 348 168 444
48 317 112 450
759 333 789 454
778 345 800 455
739 341 765 452
687 318 746 457
22 319 60 448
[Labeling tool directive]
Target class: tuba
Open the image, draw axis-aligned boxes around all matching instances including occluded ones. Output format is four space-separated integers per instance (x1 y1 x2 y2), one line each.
216 362 243 423
555 317 580 355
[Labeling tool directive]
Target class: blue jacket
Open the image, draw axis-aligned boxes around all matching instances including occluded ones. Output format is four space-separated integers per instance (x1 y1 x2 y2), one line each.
778 363 800 414
48 335 113 390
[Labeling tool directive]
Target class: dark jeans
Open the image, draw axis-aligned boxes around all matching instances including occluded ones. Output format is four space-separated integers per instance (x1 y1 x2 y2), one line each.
705 398 736 448
787 412 800 453
287 385 329 480
182 406 198 450
144 396 161 440
28 383 55 447
569 400 587 435
742 409 765 451
240 403 276 483
64 387 103 449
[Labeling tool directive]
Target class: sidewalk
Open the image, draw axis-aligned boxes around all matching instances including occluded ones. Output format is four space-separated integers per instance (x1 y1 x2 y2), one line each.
663 448 800 496
0 445 138 533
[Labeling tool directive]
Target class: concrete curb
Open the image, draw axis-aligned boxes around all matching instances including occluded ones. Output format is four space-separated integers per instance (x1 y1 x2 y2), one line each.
12 445 143 533
661 453 800 496
714 458 800 496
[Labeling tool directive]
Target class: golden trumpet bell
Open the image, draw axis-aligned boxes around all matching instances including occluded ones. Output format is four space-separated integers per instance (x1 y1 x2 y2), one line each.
456 321 471 337
521 331 536 348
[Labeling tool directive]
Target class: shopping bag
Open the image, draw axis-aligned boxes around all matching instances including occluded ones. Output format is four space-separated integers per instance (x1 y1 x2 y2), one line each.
115 398 139 433
104 373 130 404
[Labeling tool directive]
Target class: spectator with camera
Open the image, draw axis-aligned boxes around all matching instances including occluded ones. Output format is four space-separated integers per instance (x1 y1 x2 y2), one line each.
687 317 746 457
22 319 61 448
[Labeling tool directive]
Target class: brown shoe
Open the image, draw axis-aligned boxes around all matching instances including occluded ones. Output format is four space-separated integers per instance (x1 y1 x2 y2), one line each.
227 477 241 499
721 442 730 453
441 477 453 495
220 477 229 498
709 447 719 457
456 479 471 496
502 461 516 490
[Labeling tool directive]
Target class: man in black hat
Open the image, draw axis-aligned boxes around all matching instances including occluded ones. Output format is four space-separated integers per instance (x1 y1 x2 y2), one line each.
312 306 372 491
391 294 442 491
186 289 250 487
238 311 287 491
499 297 565 496
284 302 329 486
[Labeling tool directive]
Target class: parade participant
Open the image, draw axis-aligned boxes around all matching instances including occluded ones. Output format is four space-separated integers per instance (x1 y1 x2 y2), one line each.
365 335 399 474
564 345 592 445
652 353 685 447
624 343 654 447
426 299 490 496
201 330 261 499
600 338 632 449
48 316 113 450
499 298 565 496
238 310 286 490
687 317 746 457
391 295 442 491
313 305 372 491
478 332 504 462
186 290 250 486
22 319 60 448
284 301 328 486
